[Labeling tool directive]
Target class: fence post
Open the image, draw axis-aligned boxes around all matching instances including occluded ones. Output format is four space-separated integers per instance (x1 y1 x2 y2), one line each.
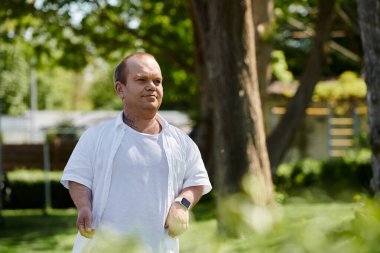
353 107 359 138
327 107 332 157
0 52 4 226
43 137 51 215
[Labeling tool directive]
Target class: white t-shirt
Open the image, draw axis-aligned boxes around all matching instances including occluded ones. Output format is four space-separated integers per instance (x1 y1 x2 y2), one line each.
101 125 170 252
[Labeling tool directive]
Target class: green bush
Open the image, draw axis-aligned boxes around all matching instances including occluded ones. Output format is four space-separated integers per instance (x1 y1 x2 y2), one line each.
275 149 372 200
313 71 366 103
4 169 74 209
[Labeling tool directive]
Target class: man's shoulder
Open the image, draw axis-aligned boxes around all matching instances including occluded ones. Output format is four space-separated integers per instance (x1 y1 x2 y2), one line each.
157 112 190 138
165 124 194 145
166 123 187 137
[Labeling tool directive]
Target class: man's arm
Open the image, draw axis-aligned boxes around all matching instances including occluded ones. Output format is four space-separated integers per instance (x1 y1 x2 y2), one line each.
176 185 204 209
69 181 95 238
165 185 204 237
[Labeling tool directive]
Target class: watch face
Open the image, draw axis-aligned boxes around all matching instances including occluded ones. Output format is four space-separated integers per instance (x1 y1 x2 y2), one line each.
181 198 191 208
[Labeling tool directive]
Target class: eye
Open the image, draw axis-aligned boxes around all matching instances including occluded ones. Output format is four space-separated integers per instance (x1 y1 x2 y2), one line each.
153 79 162 85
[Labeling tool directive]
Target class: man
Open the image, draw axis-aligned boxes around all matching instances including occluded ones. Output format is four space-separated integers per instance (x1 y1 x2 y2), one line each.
61 52 212 253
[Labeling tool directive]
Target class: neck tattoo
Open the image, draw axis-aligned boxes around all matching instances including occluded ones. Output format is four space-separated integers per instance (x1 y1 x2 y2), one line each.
123 113 161 133
123 114 139 131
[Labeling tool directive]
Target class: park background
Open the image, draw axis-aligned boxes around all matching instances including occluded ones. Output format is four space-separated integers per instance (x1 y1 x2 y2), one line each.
1 0 380 252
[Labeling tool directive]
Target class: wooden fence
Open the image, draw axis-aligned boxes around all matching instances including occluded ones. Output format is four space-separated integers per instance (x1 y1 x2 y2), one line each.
271 106 367 158
2 139 77 171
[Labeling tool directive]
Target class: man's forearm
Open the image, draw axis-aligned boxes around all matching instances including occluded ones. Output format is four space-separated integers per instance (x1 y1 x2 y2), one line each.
177 185 204 209
69 181 95 238
68 181 92 210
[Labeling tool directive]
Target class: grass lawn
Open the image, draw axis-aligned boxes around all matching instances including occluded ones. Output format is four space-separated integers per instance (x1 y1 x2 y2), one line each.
0 201 379 253
0 209 77 253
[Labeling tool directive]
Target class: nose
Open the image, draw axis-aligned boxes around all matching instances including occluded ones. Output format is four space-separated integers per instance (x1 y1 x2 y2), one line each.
145 80 156 90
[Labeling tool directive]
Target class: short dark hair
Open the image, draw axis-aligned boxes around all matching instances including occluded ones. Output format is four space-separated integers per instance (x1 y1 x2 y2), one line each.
113 52 156 86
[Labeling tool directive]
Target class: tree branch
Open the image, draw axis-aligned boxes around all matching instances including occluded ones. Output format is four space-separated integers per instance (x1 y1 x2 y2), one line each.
98 9 194 74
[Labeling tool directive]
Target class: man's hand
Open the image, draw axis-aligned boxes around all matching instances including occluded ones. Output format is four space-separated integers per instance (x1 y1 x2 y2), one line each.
165 202 189 237
77 206 95 238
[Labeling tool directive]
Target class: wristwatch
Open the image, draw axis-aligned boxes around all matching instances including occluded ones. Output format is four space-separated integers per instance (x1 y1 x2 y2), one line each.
174 197 191 209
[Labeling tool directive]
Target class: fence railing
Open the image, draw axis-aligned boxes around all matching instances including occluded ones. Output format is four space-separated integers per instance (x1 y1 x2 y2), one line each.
270 106 368 158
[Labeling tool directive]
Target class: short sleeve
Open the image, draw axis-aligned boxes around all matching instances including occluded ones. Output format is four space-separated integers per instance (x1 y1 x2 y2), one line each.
60 128 94 190
182 138 212 195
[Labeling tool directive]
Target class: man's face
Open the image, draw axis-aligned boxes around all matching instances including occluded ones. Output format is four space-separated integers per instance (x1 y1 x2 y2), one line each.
116 55 163 115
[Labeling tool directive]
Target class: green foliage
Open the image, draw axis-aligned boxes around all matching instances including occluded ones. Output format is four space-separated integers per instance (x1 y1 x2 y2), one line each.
1 0 200 114
313 71 366 103
37 67 80 110
0 43 94 114
88 60 122 110
271 50 294 84
90 79 119 110
275 149 372 200
1 0 91 70
273 71 367 108
273 0 318 76
0 0 94 114
2 200 380 253
4 169 74 209
0 44 30 115
273 0 362 76
244 200 379 253
56 200 380 253
277 158 322 188
7 169 63 182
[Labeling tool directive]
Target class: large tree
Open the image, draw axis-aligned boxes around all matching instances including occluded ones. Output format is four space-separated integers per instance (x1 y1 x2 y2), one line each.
192 0 274 232
191 0 275 182
358 0 380 192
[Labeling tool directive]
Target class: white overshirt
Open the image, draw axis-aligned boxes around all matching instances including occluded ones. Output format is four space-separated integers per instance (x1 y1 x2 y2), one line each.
61 111 212 253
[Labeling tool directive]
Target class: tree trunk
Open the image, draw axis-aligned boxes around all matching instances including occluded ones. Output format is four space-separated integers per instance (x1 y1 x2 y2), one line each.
191 0 274 185
190 2 215 182
358 0 380 193
192 0 273 232
266 0 336 173
252 0 274 132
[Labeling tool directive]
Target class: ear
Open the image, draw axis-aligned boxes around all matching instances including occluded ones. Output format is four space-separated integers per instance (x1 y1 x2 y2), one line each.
115 81 125 98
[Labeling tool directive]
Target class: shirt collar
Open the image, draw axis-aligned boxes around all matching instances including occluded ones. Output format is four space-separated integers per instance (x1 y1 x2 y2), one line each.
156 113 169 131
114 111 125 130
